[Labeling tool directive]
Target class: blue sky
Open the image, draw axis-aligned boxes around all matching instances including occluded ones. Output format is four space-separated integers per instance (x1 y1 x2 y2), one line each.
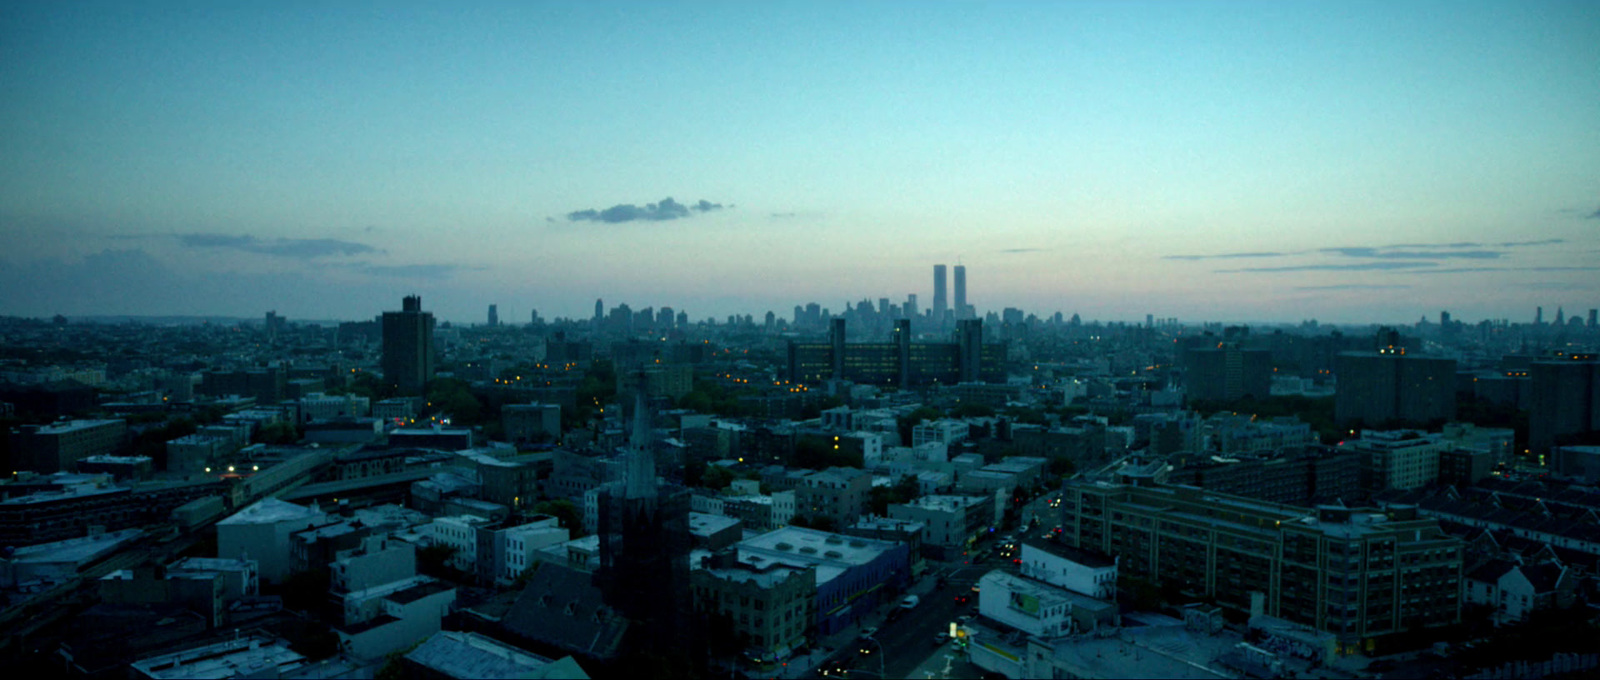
2 0 1597 324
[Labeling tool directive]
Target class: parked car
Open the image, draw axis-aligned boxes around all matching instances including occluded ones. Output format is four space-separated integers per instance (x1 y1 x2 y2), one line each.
900 595 920 609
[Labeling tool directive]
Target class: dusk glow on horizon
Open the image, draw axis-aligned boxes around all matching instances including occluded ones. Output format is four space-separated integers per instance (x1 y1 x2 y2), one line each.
3 0 1597 325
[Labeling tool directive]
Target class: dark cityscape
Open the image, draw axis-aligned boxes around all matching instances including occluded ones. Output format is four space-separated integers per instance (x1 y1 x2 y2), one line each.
3 2 1599 680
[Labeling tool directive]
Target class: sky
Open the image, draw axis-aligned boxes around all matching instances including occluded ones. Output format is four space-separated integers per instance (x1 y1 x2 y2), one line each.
2 0 1598 325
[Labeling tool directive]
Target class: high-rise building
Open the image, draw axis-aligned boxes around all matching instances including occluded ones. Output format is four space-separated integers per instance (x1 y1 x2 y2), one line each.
786 318 1003 386
1528 354 1600 455
487 304 498 327
594 299 604 322
904 294 918 321
1334 331 1455 427
1184 342 1272 403
932 264 948 324
381 295 436 396
953 264 967 319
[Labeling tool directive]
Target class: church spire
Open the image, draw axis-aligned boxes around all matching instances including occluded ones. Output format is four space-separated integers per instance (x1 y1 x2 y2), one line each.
624 375 656 499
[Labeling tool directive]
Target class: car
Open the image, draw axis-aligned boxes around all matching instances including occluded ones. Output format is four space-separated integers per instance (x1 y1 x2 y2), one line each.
954 594 970 605
859 626 879 638
932 632 950 646
900 595 920 609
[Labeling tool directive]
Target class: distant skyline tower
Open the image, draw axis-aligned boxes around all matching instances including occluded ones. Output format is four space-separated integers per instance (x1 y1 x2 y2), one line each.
953 264 967 319
1536 306 1544 325
381 295 435 396
932 264 948 323
1590 309 1598 328
905 294 918 321
594 298 604 321
487 304 498 327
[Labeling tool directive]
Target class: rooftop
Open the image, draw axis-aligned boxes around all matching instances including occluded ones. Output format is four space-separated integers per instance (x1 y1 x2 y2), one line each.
129 634 304 680
406 630 588 680
10 528 144 565
689 511 742 537
216 498 322 526
1020 538 1117 568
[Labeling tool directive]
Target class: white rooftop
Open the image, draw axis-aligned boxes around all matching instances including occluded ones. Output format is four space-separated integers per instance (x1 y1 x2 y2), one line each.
217 497 322 526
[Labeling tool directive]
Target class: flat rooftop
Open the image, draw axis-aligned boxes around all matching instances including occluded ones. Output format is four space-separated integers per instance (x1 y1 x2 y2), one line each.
406 630 577 679
217 498 321 526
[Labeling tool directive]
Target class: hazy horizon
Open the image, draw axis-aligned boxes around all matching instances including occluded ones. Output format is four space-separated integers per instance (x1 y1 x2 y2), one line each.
4 1 1597 325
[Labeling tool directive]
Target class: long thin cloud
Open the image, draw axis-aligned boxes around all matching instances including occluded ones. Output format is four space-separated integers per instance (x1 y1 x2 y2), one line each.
178 233 379 258
1217 262 1438 273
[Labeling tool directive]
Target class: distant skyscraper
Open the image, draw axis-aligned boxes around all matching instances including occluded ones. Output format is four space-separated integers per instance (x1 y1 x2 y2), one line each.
594 299 604 321
953 265 967 319
933 264 948 323
487 304 498 327
1536 306 1544 326
381 295 435 396
904 294 918 321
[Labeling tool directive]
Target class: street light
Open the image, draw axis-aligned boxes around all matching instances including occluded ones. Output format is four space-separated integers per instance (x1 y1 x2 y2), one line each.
859 635 886 679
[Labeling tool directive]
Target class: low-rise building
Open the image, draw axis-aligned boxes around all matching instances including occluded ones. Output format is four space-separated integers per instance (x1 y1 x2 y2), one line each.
735 526 911 636
215 498 330 584
977 569 1118 637
692 551 817 661
1018 539 1117 600
888 494 994 559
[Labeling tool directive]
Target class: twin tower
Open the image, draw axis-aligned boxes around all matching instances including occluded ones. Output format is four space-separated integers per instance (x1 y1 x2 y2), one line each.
932 264 972 323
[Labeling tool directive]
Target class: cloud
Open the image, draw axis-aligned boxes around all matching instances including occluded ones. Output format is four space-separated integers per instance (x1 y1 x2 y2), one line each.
1164 251 1294 261
1496 238 1565 247
178 233 378 258
1318 247 1503 260
565 197 725 224
1293 284 1412 291
360 264 472 279
1217 262 1438 273
1406 265 1600 275
1000 248 1047 254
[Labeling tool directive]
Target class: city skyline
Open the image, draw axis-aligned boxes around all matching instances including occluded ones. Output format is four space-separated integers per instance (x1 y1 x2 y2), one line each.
3 1 1598 323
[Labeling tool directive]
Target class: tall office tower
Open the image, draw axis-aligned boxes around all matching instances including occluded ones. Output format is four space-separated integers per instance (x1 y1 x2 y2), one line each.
904 294 918 320
595 387 699 668
932 264 948 324
529 309 540 325
1590 309 1598 328
1556 308 1566 326
487 304 498 327
953 264 967 319
594 299 604 321
1536 306 1544 326
1528 354 1600 455
381 295 436 396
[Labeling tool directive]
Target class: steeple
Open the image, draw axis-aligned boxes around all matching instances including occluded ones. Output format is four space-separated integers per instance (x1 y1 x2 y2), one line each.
624 375 656 499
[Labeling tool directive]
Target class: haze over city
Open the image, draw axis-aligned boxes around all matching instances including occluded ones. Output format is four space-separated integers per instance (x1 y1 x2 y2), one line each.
3 0 1598 324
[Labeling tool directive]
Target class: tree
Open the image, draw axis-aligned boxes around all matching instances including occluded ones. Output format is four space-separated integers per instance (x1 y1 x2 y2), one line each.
416 544 460 579
701 465 735 491
532 499 582 535
255 421 300 445
897 406 944 446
